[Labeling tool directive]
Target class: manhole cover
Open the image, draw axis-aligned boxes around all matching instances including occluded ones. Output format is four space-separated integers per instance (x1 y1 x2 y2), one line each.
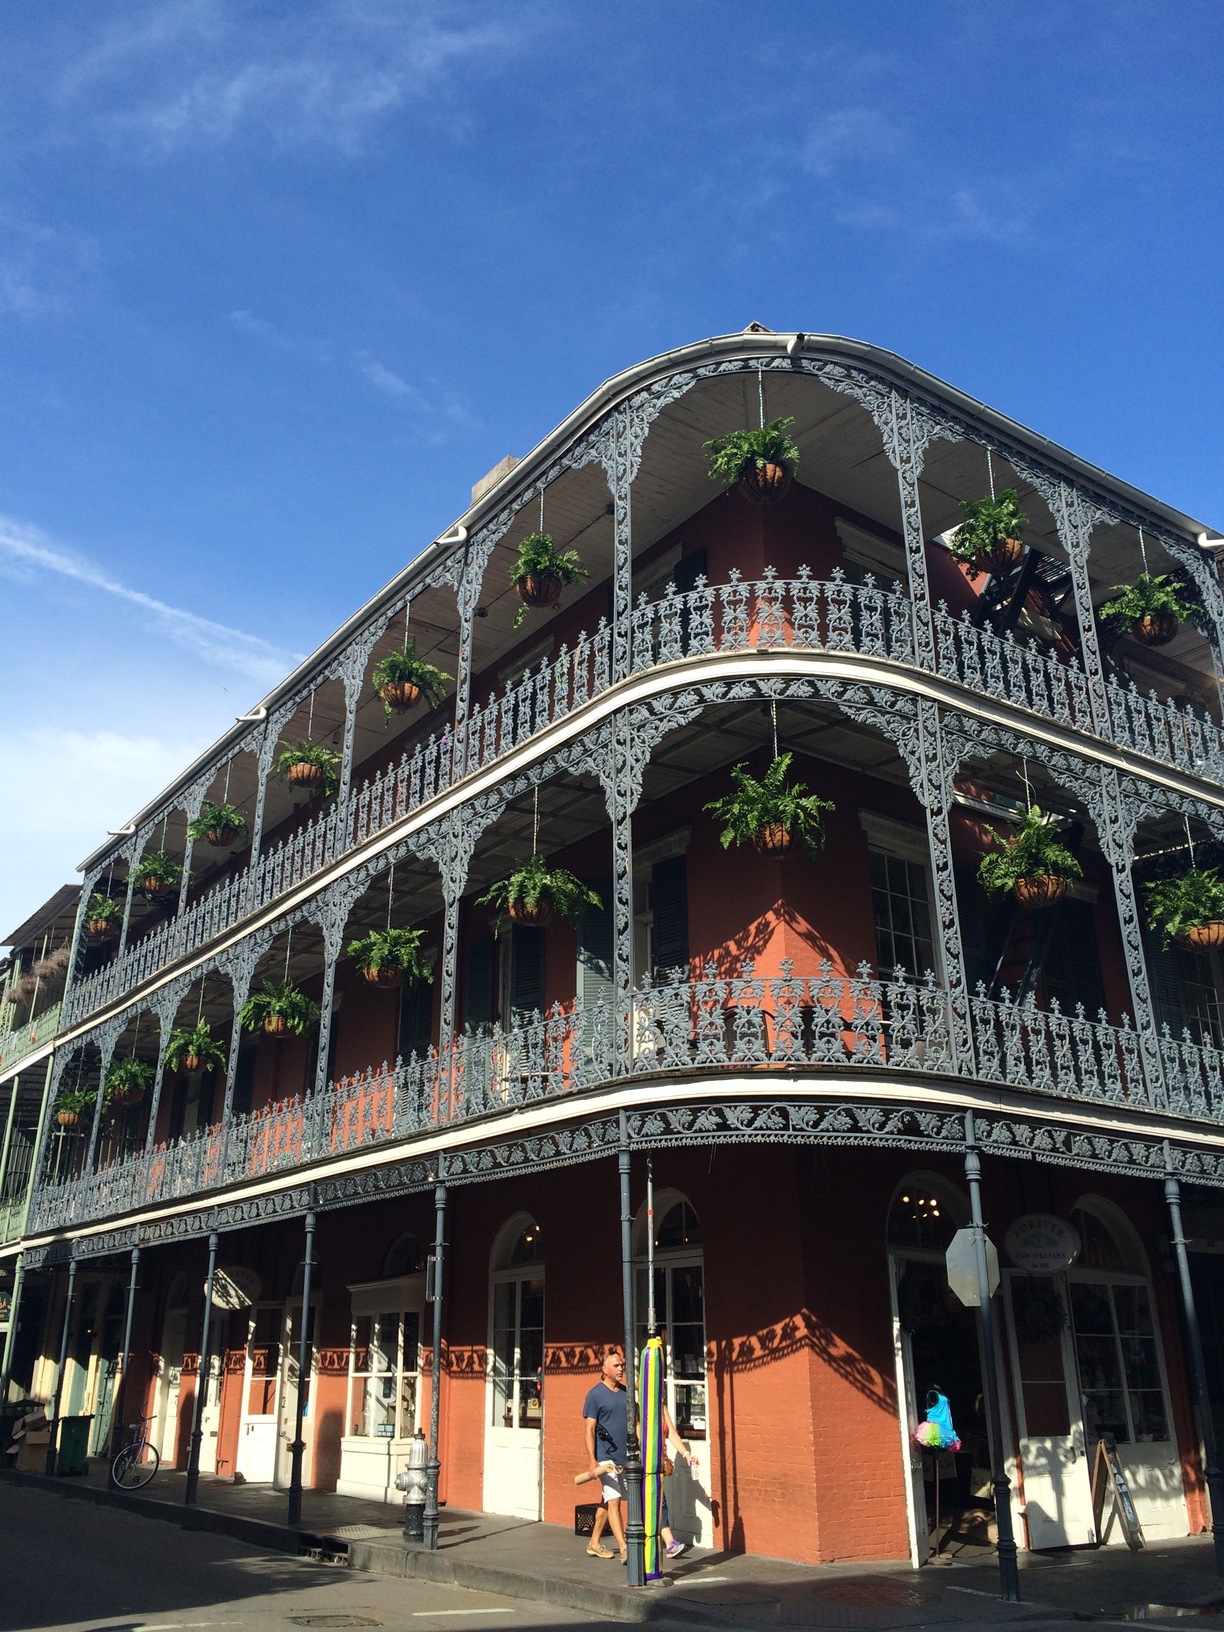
289 1618 383 1628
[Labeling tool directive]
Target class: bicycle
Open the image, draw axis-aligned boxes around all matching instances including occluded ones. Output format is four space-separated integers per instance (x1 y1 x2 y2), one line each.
110 1413 160 1490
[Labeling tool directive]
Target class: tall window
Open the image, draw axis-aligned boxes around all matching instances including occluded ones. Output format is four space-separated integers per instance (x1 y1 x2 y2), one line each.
490 1219 544 1432
348 1311 420 1440
870 850 936 980
634 1197 706 1442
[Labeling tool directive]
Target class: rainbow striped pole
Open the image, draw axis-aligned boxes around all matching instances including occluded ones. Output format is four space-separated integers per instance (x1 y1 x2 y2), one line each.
639 1334 665 1581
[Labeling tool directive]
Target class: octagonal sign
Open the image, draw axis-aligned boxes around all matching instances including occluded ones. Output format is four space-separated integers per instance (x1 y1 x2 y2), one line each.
945 1227 1000 1308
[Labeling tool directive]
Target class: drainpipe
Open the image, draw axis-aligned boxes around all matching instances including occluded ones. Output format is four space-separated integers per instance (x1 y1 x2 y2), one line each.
1164 1158 1224 1575
619 1111 645 1586
109 1245 142 1460
184 1230 219 1505
287 1190 318 1527
423 1163 448 1550
963 1112 1020 1602
45 1254 78 1476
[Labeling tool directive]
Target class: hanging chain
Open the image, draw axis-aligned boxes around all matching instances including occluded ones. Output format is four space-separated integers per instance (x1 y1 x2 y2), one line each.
222 759 231 803
1185 813 1197 869
196 976 205 1027
532 785 540 859
283 926 293 984
758 368 765 430
387 862 395 932
539 488 545 536
307 691 315 742
1021 757 1033 811
987 448 996 501
771 701 779 761
1139 526 1150 576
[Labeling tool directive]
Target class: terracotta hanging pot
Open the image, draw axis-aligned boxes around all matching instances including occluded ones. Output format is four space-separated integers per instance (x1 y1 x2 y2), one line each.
1131 613 1179 647
87 917 115 937
516 572 563 610
56 1109 81 1128
378 680 422 714
287 761 325 789
362 964 403 987
182 1052 203 1073
263 1013 288 1037
508 898 557 927
738 462 791 505
971 537 1025 577
753 823 794 856
1184 920 1224 950
205 826 239 848
1012 874 1067 909
111 1088 144 1107
140 877 174 900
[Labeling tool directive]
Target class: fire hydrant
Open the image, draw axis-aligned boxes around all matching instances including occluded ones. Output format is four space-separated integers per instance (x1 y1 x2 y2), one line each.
396 1429 428 1541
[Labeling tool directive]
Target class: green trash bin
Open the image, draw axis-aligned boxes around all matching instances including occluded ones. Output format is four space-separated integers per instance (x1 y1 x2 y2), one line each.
56 1415 93 1476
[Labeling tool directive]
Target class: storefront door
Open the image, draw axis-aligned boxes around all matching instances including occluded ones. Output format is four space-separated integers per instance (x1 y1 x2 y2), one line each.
236 1303 281 1482
275 1298 318 1489
1004 1271 1096 1548
484 1217 545 1520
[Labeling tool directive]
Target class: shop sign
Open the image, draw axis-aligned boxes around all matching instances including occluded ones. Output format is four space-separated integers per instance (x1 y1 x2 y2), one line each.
1004 1213 1080 1274
210 1265 263 1309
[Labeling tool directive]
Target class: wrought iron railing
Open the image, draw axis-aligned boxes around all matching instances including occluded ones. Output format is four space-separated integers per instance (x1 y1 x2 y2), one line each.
63 570 1224 1026
33 961 1216 1234
0 1000 62 1075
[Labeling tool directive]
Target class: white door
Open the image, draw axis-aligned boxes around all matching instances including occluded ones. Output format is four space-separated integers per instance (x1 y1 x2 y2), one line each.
199 1350 223 1474
483 1272 544 1518
156 1307 187 1464
236 1303 281 1482
890 1257 930 1567
1004 1271 1096 1549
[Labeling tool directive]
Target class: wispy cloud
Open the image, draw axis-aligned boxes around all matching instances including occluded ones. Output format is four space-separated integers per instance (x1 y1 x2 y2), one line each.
358 355 422 403
56 0 538 156
0 513 300 685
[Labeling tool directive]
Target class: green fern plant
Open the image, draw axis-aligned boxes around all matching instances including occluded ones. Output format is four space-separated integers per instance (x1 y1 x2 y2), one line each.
1144 867 1224 947
187 801 248 845
135 850 182 894
104 1056 155 1106
272 741 341 798
704 417 799 488
239 979 321 1036
977 806 1083 895
948 489 1028 566
347 926 433 984
477 856 602 925
703 753 833 859
370 643 452 721
166 1020 227 1073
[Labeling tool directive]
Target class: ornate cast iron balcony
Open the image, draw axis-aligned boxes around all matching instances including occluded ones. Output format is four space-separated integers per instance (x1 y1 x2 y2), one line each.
63 570 1224 1028
0 999 62 1076
32 960 1222 1236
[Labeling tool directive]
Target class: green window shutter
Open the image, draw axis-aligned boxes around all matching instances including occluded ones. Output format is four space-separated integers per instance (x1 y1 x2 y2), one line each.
465 939 496 1032
511 925 547 1019
1042 901 1106 1018
398 981 434 1059
578 877 614 1012
231 1046 258 1117
672 549 707 593
652 854 689 975
1141 921 1188 1038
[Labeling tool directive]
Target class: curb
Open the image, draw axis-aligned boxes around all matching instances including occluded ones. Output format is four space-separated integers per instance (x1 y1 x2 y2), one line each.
0 1465 318 1557
349 1535 662 1623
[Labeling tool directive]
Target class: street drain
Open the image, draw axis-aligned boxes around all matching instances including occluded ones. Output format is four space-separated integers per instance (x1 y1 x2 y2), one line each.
289 1618 383 1628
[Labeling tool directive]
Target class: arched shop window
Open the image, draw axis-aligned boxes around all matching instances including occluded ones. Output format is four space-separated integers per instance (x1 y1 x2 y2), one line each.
489 1215 544 1432
1067 1197 1171 1447
633 1193 706 1444
886 1174 968 1255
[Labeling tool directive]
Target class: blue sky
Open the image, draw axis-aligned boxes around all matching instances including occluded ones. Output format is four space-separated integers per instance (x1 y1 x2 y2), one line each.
1 0 1222 937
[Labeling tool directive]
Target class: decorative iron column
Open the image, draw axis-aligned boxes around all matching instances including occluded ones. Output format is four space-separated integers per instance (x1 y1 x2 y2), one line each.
963 1112 1020 1602
311 920 345 1099
882 391 939 673
1100 767 1167 1105
609 719 635 1076
336 633 380 804
61 867 102 1027
45 1254 78 1476
918 700 975 1074
140 990 180 1159
85 1018 125 1174
1048 482 1112 739
1164 1159 1224 1575
184 1229 220 1505
619 1113 645 1585
287 1190 318 1526
110 1245 142 1459
423 1165 447 1551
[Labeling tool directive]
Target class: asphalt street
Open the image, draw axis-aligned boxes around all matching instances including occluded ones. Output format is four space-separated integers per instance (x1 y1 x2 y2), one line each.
0 1484 601 1632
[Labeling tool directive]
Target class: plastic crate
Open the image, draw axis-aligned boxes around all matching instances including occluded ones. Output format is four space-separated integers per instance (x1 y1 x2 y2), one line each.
574 1501 600 1536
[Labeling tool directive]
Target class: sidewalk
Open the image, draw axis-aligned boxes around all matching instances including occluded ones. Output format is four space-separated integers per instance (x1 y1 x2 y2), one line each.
3 1459 1223 1627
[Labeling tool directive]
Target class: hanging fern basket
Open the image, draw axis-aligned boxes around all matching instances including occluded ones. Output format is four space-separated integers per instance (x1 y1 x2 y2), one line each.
1184 920 1224 950
181 1052 203 1072
362 963 404 987
508 898 558 927
1131 612 1179 647
205 825 239 848
753 822 794 856
1013 874 1067 909
378 680 422 714
56 1109 81 1128
516 571 563 609
263 1013 288 1037
287 761 325 789
111 1086 145 1107
140 876 174 900
738 462 791 505
971 536 1024 577
87 916 116 937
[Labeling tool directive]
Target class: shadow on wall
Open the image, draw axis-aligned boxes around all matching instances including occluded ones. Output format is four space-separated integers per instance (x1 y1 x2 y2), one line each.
712 1306 897 1557
704 898 841 981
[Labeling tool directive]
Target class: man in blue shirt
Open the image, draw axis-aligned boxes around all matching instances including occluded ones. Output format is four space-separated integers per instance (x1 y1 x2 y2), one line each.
583 1347 629 1562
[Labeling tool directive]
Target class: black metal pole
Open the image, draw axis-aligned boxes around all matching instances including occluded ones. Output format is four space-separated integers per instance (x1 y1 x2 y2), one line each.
110 1246 141 1460
45 1256 78 1476
964 1113 1020 1602
619 1120 645 1586
1165 1167 1224 1575
0 1252 25 1406
423 1169 447 1550
287 1195 317 1527
184 1230 219 1505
